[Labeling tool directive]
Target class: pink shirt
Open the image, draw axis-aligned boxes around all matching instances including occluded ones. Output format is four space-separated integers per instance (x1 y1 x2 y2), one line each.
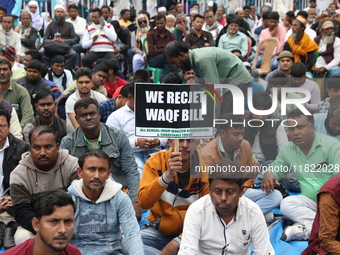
259 25 286 56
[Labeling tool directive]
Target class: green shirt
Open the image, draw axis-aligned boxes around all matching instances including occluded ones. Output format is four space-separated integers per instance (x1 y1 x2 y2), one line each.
82 130 102 149
188 47 253 85
12 68 26 80
3 81 34 128
270 133 340 201
63 81 108 97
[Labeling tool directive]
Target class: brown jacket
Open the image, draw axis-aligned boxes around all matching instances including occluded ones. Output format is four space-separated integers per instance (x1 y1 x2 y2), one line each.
202 137 254 189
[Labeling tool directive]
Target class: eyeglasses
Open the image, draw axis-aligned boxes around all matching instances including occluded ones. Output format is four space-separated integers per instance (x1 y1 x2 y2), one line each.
0 124 8 130
178 20 186 23
138 20 147 25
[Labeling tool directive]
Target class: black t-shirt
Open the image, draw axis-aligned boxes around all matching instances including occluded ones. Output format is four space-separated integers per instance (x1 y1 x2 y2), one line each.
178 169 190 189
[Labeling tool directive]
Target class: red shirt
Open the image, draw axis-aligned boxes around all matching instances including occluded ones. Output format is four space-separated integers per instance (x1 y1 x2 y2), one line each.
2 237 81 255
103 77 128 99
112 85 123 98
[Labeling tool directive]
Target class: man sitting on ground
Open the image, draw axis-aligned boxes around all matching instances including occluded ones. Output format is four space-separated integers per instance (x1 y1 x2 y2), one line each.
23 90 74 143
0 15 21 63
60 98 141 218
65 67 107 128
179 160 274 254
14 60 51 111
68 149 144 254
0 106 28 233
10 126 78 244
2 190 81 255
0 59 34 128
101 59 128 99
138 139 209 254
317 77 340 113
262 109 340 242
45 55 73 92
202 113 283 220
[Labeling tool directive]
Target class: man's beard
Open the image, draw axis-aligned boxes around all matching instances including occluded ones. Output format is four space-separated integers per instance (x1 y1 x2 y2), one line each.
308 18 316 23
291 31 302 41
228 29 237 34
55 17 65 25
322 34 334 44
140 27 149 33
215 14 222 21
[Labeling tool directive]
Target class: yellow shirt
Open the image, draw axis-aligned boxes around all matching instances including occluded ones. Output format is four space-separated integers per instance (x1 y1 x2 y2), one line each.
119 19 132 27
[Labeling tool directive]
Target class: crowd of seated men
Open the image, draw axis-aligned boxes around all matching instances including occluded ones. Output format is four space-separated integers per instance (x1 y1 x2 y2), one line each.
0 0 340 254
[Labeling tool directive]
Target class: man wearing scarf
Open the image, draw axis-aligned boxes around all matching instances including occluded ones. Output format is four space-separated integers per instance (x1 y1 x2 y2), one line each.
131 14 150 72
0 15 21 63
314 21 340 78
14 12 38 58
284 16 319 72
202 10 223 39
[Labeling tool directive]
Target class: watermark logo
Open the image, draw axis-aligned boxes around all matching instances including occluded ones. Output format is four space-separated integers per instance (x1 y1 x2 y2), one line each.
200 85 312 116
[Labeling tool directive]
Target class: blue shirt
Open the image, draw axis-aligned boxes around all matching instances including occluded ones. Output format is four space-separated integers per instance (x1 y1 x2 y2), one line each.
43 78 62 99
218 31 248 57
99 98 117 123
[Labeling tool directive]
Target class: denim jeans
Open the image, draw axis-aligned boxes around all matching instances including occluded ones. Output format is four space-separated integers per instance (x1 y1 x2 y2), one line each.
134 149 160 177
72 43 86 67
121 234 161 255
140 225 176 253
253 160 274 187
243 188 283 214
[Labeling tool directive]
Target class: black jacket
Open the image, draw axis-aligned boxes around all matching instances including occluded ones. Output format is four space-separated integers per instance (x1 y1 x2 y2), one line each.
3 133 29 194
243 113 280 161
20 27 38 48
117 26 132 52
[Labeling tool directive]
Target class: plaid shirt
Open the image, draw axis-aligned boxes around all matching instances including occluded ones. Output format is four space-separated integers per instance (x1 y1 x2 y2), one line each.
99 98 117 123
317 97 330 113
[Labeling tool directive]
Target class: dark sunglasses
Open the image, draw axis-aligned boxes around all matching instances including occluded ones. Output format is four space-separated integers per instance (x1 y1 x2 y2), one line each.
138 20 147 25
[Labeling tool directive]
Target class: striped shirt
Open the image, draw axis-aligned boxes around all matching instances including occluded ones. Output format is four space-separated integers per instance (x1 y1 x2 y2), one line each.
82 22 117 52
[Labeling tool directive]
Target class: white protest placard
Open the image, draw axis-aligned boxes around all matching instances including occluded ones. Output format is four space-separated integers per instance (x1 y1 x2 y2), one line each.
135 83 216 138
